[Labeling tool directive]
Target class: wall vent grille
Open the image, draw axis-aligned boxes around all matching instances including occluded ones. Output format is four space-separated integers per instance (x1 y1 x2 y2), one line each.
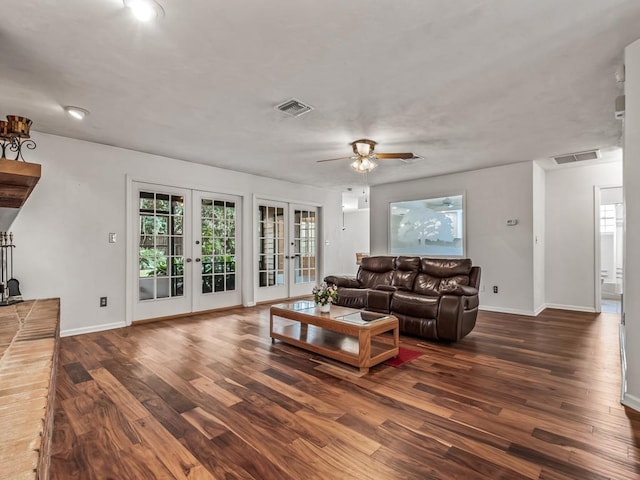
553 149 600 165
275 99 314 117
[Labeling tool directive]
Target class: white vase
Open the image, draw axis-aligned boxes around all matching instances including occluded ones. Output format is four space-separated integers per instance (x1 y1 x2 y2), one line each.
319 303 330 313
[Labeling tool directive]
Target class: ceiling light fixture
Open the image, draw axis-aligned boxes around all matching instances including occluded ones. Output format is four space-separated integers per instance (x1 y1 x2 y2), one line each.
64 106 89 120
317 138 415 174
350 157 377 173
123 0 165 21
352 139 376 157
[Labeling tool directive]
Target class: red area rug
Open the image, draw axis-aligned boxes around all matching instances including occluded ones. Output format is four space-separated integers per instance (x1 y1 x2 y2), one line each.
384 347 423 367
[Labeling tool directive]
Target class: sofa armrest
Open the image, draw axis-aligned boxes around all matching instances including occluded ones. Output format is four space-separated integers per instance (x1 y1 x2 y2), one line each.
436 294 464 341
367 289 393 313
439 284 478 296
324 275 360 288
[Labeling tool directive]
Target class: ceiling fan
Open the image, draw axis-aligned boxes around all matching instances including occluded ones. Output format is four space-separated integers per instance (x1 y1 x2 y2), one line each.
317 139 419 173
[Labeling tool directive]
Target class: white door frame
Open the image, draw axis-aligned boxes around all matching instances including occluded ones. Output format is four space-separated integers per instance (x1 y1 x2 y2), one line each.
288 203 319 298
191 190 242 311
594 185 624 313
130 181 194 322
253 196 321 304
595 186 602 313
127 178 244 324
254 199 289 303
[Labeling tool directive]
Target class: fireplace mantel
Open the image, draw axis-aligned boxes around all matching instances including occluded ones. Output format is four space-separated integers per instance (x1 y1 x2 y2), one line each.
0 159 41 208
0 159 41 230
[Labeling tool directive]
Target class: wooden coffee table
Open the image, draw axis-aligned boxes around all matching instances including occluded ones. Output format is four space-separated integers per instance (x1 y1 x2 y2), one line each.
270 300 399 373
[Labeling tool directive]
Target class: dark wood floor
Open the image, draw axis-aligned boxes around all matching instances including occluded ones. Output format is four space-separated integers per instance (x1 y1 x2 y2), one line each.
50 306 640 479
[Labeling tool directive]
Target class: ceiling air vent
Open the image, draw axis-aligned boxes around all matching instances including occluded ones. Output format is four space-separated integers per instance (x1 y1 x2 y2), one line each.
275 98 313 117
553 149 600 165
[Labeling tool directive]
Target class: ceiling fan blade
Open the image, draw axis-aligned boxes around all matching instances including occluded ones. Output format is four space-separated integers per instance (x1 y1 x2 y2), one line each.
316 156 355 163
374 152 416 160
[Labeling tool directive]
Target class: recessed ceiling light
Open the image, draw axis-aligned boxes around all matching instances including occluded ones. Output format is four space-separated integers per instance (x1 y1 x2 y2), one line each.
64 106 89 120
123 0 164 22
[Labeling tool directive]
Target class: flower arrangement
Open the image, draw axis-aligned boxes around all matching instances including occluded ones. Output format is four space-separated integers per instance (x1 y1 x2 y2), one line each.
312 282 338 306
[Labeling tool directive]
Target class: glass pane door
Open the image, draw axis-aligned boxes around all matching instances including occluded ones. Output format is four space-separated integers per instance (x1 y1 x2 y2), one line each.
134 184 192 321
258 205 285 287
193 191 242 311
138 192 185 300
255 201 318 302
289 206 318 297
255 201 288 302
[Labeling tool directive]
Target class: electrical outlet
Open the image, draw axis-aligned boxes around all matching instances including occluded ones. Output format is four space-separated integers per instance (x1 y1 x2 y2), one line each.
100 296 107 307
493 286 498 294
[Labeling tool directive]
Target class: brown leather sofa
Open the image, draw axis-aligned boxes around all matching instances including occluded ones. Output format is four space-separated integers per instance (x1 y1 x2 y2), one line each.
324 256 481 341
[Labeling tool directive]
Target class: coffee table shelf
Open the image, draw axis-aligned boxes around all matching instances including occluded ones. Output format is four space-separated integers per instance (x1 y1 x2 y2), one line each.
270 302 399 373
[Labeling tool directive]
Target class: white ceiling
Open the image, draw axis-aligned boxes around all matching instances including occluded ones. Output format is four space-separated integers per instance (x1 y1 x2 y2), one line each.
1 0 637 190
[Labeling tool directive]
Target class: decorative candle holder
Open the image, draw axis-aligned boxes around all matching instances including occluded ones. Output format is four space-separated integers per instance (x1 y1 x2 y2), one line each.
6 116 32 138
0 115 36 161
0 121 10 140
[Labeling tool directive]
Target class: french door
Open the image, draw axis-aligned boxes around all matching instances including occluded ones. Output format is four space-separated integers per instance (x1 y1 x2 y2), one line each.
133 182 241 321
192 191 241 311
255 201 318 303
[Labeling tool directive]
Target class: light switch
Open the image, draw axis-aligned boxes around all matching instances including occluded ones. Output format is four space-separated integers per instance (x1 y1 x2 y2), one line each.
108 233 117 243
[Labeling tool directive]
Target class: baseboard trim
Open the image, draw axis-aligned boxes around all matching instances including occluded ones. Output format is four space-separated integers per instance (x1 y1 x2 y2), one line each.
478 306 535 316
479 304 589 317
620 323 628 404
533 304 547 316
61 321 126 338
255 294 312 306
543 303 596 313
621 393 640 413
133 304 244 325
619 323 640 412
618 324 640 413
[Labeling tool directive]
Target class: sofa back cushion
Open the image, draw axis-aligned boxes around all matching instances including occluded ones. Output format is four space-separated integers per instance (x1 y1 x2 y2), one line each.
414 258 473 295
392 256 420 291
357 256 395 288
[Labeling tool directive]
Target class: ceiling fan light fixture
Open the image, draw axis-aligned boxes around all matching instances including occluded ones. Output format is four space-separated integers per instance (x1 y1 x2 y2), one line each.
318 138 415 173
352 139 377 157
350 157 377 173
355 142 371 157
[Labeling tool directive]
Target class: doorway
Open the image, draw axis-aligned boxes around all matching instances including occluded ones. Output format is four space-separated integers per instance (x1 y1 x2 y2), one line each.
131 182 241 322
254 200 318 303
596 186 623 313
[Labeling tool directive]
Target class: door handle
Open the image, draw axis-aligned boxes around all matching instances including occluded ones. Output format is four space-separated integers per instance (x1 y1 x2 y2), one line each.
186 258 192 263
195 258 201 262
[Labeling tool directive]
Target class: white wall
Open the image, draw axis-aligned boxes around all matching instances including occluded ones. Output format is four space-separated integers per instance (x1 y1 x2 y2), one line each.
544 161 622 311
11 132 343 336
371 162 536 315
533 162 546 313
337 209 369 276
623 38 640 411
